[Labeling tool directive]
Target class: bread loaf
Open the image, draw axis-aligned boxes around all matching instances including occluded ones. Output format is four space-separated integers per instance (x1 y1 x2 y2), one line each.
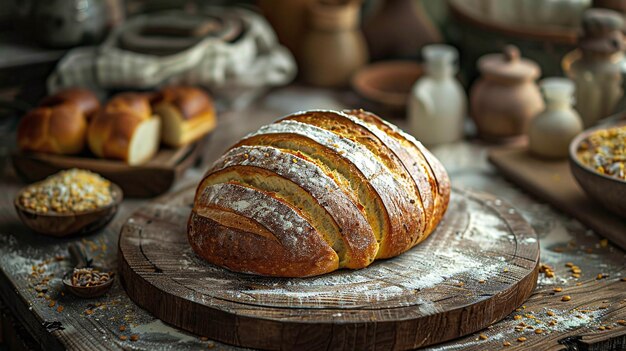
39 88 100 120
87 93 161 165
17 104 87 155
152 86 216 147
188 109 450 277
18 88 100 155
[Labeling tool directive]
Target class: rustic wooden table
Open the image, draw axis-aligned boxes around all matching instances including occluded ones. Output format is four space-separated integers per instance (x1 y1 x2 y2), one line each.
0 86 624 351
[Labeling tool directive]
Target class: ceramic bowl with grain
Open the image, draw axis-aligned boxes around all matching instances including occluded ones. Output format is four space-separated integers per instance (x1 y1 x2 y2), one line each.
569 121 626 218
351 61 423 114
14 183 123 237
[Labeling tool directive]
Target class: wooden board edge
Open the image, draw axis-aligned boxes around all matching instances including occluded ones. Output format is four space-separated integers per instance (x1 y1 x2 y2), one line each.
117 187 540 350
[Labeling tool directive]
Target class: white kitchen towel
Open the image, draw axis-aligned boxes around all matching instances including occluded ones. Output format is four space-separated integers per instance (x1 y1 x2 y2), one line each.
48 7 296 108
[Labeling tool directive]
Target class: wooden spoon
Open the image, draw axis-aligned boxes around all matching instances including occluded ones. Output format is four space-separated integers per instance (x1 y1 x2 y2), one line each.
14 183 123 237
62 244 114 298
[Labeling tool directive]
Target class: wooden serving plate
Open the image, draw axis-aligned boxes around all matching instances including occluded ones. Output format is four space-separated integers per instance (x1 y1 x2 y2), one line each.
11 139 205 198
118 186 540 350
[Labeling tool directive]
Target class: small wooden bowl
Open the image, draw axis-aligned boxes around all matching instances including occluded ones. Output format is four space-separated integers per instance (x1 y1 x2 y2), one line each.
569 121 626 218
351 61 424 112
62 268 115 298
14 183 123 237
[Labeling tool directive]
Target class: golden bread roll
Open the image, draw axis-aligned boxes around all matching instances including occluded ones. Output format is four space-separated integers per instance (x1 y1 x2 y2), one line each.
18 104 87 155
104 93 152 120
88 111 161 165
39 88 100 120
152 86 216 147
188 109 450 277
87 93 161 165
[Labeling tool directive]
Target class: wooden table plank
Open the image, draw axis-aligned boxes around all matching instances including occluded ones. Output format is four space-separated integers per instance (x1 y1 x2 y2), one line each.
0 87 624 350
488 146 626 251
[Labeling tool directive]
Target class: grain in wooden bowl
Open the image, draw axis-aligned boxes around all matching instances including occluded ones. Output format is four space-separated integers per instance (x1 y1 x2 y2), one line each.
569 121 626 218
63 267 115 298
14 169 123 237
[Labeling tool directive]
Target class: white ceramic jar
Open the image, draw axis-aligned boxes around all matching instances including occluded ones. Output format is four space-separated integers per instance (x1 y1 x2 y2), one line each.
528 78 584 159
408 44 466 145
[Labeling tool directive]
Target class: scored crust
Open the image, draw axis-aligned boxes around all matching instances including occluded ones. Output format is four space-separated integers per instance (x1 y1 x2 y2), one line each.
346 109 451 236
189 109 451 277
189 182 338 277
202 145 378 268
244 120 415 258
284 110 426 252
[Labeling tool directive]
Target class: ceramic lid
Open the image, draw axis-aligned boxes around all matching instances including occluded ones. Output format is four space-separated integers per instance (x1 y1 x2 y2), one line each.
579 9 625 55
477 45 541 81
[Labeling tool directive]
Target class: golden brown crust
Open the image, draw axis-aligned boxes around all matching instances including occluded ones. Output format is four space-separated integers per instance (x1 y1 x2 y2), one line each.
105 93 152 120
152 86 214 120
343 109 439 242
17 104 86 155
284 111 426 257
206 145 378 268
346 109 451 238
88 111 144 161
188 109 451 277
40 88 100 119
189 182 338 277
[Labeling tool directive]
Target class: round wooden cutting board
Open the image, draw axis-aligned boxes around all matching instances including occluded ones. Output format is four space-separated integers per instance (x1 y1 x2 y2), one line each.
118 186 539 350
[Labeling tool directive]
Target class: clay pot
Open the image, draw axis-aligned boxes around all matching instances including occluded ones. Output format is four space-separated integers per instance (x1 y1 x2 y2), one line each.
258 0 311 64
470 45 544 141
300 0 369 87
363 0 441 60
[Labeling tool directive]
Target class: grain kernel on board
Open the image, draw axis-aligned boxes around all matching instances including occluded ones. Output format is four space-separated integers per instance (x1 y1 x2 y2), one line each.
562 296 571 302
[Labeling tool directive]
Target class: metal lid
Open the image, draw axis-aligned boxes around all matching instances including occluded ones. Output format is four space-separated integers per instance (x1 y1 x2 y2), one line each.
477 45 541 82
